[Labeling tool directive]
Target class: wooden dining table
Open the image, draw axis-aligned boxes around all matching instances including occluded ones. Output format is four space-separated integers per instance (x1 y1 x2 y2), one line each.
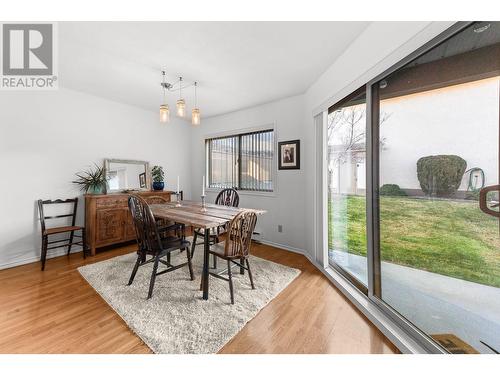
149 200 266 300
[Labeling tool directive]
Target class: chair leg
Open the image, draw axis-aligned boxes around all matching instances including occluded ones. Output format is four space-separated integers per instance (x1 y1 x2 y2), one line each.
185 247 194 281
199 272 204 291
191 230 198 259
67 231 74 256
128 256 141 286
41 235 48 271
147 255 160 299
227 259 234 304
81 228 87 259
239 258 245 275
246 258 255 289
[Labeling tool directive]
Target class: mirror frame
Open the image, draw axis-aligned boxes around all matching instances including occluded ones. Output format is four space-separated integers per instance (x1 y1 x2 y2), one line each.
104 158 151 193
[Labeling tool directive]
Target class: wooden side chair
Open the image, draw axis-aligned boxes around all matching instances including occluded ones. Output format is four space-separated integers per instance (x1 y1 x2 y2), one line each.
127 195 194 299
201 210 258 304
191 188 240 264
37 198 87 271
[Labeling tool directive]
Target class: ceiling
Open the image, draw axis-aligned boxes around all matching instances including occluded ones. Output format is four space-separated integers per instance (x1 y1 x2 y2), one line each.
58 22 370 118
408 21 500 68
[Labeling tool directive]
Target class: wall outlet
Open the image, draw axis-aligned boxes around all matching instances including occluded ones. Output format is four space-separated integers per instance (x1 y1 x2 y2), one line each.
278 225 283 233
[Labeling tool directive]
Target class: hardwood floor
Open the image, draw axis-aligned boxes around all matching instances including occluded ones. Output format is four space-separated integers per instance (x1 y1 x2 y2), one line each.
0 242 398 354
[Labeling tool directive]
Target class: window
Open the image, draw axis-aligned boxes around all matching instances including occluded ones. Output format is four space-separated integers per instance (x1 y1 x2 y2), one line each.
206 129 274 192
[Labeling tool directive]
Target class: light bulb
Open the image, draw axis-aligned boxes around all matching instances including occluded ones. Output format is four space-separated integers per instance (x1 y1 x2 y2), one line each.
176 99 186 117
160 104 170 123
192 108 201 125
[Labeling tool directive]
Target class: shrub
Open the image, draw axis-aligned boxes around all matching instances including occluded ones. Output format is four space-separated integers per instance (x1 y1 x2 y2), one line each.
417 155 466 197
380 184 407 196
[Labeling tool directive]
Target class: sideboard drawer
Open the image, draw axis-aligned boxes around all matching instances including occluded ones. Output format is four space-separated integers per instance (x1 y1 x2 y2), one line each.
96 197 128 209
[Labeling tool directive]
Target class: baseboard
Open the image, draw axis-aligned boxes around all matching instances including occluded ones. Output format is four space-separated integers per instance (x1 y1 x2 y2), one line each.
0 247 83 271
257 239 306 256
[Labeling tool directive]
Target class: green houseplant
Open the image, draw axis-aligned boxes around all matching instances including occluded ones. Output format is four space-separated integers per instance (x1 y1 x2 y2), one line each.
72 164 108 194
151 165 165 191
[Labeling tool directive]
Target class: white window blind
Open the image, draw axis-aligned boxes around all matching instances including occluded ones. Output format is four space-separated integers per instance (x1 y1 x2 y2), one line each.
206 129 274 192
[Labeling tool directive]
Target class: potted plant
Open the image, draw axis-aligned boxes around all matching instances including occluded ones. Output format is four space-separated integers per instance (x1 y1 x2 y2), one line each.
72 164 108 194
151 165 165 191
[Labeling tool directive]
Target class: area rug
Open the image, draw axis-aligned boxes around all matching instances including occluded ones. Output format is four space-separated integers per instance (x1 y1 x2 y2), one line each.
77 241 300 354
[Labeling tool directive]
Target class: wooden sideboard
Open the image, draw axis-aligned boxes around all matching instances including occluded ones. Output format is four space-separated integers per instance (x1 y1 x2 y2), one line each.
85 191 175 255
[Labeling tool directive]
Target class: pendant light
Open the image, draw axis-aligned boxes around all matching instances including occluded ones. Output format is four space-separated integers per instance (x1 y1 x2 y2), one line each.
159 71 170 123
176 77 186 117
192 81 201 126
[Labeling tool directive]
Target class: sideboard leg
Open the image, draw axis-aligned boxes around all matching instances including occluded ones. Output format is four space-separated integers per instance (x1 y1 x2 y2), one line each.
91 246 96 256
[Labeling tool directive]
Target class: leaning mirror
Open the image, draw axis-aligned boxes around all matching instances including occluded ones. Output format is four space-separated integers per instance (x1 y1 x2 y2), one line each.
104 159 150 193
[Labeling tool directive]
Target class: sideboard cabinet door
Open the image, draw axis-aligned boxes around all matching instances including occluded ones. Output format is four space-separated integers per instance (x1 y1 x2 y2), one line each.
95 208 125 246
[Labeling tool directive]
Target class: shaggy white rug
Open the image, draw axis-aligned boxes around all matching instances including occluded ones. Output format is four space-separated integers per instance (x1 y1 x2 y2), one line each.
78 242 300 354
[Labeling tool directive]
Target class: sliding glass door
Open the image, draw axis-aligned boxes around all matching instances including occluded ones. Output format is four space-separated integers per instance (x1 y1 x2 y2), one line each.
326 21 500 353
374 21 500 354
327 88 368 290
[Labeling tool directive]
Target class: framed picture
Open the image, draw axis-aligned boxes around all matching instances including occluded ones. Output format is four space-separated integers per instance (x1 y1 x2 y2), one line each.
139 172 146 188
278 139 300 170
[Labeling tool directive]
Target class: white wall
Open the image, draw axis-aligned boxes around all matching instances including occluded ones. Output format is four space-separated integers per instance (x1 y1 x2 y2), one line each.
0 88 192 269
380 78 499 190
190 95 307 252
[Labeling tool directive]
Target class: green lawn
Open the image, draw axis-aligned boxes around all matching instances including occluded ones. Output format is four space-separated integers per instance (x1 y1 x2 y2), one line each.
328 195 500 287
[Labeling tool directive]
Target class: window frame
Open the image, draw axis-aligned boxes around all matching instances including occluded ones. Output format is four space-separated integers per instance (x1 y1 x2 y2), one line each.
205 123 277 196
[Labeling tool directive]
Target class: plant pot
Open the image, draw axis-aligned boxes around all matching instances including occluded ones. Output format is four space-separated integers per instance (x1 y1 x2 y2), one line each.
152 181 164 191
87 185 105 194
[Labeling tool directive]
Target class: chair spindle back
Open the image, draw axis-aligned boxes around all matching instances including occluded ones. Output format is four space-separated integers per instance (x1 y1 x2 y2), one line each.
37 198 79 233
128 195 162 254
224 210 257 258
215 188 239 207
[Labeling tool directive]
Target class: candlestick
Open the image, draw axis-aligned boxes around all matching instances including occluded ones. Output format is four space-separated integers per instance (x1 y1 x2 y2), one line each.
200 195 207 212
202 175 205 196
175 176 182 207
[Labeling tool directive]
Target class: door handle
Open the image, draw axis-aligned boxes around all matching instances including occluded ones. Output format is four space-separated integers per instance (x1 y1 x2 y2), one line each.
479 185 500 218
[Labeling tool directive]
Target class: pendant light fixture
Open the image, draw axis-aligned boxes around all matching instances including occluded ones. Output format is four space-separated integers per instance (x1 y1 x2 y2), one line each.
192 81 201 126
159 71 170 123
159 71 200 125
176 77 186 117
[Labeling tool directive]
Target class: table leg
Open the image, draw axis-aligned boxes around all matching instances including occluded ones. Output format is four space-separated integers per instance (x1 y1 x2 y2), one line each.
202 227 210 300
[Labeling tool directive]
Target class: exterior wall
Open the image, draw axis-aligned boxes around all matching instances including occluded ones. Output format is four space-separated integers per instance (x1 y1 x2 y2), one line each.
379 77 499 191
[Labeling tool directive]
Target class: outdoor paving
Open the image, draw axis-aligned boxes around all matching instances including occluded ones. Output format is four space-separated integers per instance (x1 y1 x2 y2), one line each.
330 250 500 353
